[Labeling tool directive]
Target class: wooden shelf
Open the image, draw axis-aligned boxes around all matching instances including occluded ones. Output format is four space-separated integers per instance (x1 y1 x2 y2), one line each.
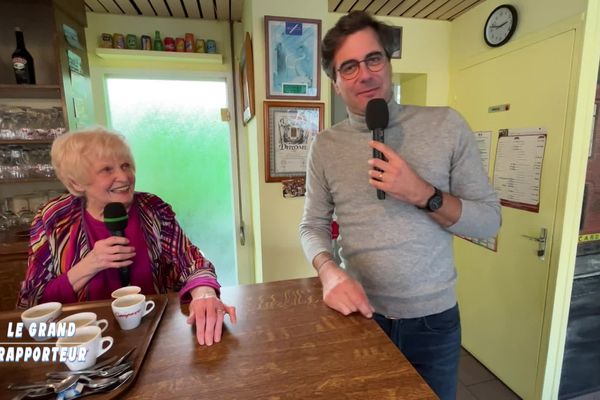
0 84 62 99
0 139 54 145
95 48 223 64
1 177 56 184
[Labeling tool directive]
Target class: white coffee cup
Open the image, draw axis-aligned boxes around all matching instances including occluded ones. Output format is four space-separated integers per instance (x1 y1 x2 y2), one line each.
111 285 141 299
58 312 109 333
56 325 114 371
21 302 62 341
111 294 155 330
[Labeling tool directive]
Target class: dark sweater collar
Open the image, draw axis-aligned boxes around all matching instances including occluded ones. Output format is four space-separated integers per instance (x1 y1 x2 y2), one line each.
347 98 402 130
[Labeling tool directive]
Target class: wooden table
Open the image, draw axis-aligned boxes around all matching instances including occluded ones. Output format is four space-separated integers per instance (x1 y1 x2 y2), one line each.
0 278 437 399
124 278 437 399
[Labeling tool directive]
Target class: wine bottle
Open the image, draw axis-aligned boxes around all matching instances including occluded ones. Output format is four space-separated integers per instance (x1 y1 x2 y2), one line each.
12 27 36 85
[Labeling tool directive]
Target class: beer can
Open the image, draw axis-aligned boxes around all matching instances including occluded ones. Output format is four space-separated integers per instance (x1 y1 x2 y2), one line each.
184 33 195 52
195 39 205 53
113 33 125 49
126 34 138 49
175 37 185 52
100 33 113 48
206 39 217 54
141 35 152 50
164 37 175 52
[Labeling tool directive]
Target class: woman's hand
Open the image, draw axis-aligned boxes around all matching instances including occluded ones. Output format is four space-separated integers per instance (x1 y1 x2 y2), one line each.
68 237 136 292
186 287 237 346
87 236 136 273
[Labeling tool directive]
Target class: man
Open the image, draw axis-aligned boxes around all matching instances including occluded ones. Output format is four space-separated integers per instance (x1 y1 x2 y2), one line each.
299 11 500 400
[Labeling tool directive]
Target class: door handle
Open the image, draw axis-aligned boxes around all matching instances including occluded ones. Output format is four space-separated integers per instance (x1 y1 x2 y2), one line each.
521 228 547 259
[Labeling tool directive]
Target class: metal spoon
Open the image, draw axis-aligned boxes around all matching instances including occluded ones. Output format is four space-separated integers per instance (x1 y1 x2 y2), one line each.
64 370 134 399
8 374 79 392
46 347 135 378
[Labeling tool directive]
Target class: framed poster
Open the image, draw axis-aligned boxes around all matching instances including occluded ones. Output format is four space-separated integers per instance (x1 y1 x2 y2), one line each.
390 26 402 59
239 32 255 125
264 101 324 182
264 16 321 100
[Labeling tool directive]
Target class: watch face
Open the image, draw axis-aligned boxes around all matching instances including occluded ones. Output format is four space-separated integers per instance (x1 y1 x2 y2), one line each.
429 194 443 211
484 5 518 47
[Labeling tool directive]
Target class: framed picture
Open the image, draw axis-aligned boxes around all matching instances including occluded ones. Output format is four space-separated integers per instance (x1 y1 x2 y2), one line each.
264 101 324 182
264 16 321 100
239 32 255 125
390 26 402 59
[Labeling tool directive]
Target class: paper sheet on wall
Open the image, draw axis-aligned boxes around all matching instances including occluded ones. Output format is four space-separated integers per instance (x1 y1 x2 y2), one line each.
474 131 492 173
493 127 547 212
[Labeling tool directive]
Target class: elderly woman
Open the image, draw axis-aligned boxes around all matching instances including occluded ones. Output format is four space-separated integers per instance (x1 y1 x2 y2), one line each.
17 127 236 346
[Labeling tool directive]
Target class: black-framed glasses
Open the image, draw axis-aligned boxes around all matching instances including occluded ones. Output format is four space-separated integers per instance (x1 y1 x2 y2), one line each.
336 52 386 80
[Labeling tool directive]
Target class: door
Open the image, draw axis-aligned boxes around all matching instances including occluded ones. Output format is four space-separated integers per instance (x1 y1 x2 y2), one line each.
452 30 575 399
105 77 238 286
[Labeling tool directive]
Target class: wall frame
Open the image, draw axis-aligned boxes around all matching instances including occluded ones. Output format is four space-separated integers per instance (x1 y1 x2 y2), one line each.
239 32 255 124
264 101 324 182
264 16 321 100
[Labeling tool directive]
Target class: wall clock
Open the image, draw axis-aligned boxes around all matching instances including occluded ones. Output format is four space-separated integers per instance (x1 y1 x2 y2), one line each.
484 4 518 47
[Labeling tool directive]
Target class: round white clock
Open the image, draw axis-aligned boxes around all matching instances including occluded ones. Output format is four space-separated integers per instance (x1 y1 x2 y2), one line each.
484 4 518 47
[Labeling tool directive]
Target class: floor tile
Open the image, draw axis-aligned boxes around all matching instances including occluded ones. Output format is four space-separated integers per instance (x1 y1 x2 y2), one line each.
458 354 496 386
457 382 477 400
570 391 600 400
467 380 521 400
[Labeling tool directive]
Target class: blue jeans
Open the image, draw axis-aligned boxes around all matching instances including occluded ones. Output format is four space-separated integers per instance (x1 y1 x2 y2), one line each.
373 304 461 400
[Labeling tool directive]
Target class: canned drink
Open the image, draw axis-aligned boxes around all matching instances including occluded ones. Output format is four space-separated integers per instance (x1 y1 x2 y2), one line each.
175 37 185 52
164 37 175 51
195 39 205 53
184 33 194 52
141 35 152 50
126 34 138 49
100 33 113 48
206 39 217 54
113 33 125 49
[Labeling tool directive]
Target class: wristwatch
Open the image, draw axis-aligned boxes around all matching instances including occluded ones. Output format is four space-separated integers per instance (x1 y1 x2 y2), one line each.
417 186 443 212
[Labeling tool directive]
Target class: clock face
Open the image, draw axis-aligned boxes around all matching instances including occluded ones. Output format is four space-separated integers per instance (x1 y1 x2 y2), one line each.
484 4 518 47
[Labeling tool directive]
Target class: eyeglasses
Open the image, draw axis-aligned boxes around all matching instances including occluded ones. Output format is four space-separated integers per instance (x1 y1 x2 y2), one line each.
336 52 386 80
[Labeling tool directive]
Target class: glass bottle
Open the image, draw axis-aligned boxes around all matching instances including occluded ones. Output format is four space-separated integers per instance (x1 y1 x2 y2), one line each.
153 31 164 51
12 27 36 84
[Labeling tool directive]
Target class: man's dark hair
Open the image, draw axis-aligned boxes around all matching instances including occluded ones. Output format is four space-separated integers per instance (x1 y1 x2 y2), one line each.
321 11 395 81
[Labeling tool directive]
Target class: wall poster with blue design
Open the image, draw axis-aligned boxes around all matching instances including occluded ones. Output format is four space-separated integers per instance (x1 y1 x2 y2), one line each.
264 16 321 100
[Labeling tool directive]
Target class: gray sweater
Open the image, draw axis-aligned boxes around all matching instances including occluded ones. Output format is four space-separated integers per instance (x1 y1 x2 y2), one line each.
299 101 500 318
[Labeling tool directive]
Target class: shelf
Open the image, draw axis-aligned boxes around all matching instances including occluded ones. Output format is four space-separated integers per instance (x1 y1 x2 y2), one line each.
1 177 57 184
0 139 54 145
0 84 62 99
95 48 223 64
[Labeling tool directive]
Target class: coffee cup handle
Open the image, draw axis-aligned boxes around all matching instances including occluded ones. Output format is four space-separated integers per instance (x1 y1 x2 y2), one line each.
98 336 114 357
96 319 109 333
143 301 155 317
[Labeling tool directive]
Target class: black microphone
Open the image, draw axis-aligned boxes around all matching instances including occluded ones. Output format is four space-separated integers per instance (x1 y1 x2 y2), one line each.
103 202 130 286
366 98 389 200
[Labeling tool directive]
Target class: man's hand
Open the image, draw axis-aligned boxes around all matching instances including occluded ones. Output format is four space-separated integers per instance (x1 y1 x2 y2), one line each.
186 287 237 346
367 140 432 207
319 262 374 318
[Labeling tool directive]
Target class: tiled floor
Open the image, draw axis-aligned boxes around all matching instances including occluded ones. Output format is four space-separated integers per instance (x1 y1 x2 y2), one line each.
457 348 521 400
456 348 600 400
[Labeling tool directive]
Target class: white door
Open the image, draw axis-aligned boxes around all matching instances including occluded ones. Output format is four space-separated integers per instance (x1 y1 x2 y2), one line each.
452 30 575 399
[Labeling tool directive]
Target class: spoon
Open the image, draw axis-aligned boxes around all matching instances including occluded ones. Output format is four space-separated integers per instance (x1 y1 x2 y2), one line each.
8 374 79 392
62 370 134 399
46 347 135 378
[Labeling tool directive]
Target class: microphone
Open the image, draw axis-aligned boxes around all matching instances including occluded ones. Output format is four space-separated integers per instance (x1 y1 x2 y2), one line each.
103 202 130 286
366 98 389 200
